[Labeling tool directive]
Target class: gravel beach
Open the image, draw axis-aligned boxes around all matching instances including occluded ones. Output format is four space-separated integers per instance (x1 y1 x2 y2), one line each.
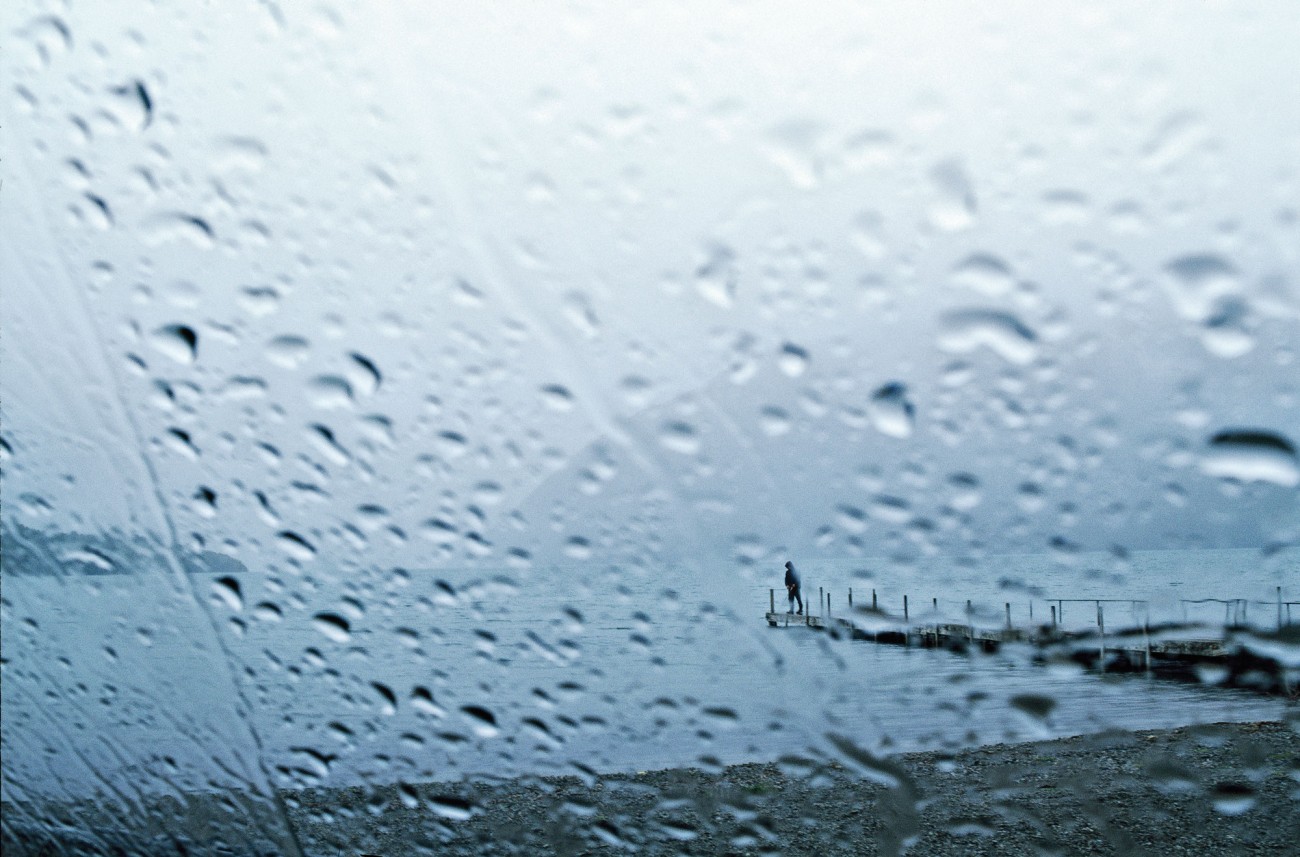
5 719 1297 855
285 718 1300 857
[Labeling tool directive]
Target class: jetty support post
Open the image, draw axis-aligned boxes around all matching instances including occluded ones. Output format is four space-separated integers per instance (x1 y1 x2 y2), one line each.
1279 587 1283 631
770 588 775 614
904 594 909 622
849 588 853 609
872 589 878 610
1005 603 1011 630
1029 602 1033 622
819 586 824 617
1050 605 1057 628
1097 601 1106 667
1143 618 1151 673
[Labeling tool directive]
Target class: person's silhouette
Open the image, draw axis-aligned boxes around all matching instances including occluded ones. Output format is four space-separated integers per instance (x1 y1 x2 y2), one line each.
784 561 803 614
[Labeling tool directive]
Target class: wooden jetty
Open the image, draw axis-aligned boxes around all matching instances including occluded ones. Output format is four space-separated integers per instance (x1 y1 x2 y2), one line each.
766 587 1297 694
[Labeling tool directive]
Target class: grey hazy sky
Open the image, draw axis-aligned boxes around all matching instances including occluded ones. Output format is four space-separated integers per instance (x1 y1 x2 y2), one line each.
3 1 1298 576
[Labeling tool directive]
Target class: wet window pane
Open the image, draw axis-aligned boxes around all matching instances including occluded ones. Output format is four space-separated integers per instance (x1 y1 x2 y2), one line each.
3 2 1298 855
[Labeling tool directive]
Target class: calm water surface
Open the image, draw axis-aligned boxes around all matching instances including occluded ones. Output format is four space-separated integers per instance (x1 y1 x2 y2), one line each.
2 549 1294 802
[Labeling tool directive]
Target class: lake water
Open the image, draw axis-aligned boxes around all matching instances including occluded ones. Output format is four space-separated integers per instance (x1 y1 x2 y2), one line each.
2 548 1295 805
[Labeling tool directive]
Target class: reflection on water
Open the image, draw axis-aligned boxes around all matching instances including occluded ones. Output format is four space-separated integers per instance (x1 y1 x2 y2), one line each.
1 550 1293 801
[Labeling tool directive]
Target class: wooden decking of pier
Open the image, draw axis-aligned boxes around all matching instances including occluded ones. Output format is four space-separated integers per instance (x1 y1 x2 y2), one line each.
766 586 1298 694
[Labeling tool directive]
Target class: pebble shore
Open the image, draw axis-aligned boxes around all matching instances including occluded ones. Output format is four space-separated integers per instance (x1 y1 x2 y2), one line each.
287 718 1300 856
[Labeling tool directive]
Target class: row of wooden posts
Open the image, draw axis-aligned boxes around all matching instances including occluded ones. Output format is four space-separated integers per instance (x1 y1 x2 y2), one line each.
770 586 1297 631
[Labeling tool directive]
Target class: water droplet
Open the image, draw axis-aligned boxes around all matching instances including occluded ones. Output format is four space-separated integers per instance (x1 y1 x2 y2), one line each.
193 486 217 517
253 601 283 622
762 119 825 188
308 424 350 466
947 473 981 511
950 254 1016 297
151 324 197 363
429 795 476 821
759 406 791 436
1201 430 1299 487
850 210 887 259
1008 693 1056 721
1142 112 1206 170
108 79 152 131
928 159 976 231
371 682 397 715
20 16 72 67
620 375 652 408
411 686 445 717
348 353 381 394
461 705 499 738
562 292 600 337
213 137 268 174
212 576 242 611
312 612 350 643
141 213 215 248
540 384 574 411
1210 782 1256 816
308 375 354 409
659 421 700 455
1145 758 1198 795
938 309 1038 365
1162 255 1240 322
1201 296 1255 358
266 335 310 368
695 244 737 308
165 428 199 459
842 128 896 170
1040 190 1090 225
867 383 915 439
453 277 485 307
277 530 317 560
82 193 113 230
777 343 809 377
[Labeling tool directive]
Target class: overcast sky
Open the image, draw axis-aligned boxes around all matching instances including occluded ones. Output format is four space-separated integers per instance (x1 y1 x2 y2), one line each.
4 1 1298 577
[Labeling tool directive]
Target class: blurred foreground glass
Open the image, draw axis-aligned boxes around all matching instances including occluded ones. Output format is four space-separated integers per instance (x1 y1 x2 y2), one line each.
3 2 1297 854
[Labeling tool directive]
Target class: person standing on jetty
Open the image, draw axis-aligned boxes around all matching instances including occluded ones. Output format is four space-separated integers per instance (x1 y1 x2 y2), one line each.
784 561 803 614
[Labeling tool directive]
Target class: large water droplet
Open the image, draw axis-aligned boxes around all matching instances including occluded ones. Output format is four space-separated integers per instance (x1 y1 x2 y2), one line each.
1210 782 1257 816
206 577 241 612
1200 430 1299 487
312 612 351 643
867 383 915 439
938 309 1038 365
151 325 197 364
461 705 499 738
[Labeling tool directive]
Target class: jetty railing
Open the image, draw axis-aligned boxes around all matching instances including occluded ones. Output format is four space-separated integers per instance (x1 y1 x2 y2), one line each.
769 585 1297 633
